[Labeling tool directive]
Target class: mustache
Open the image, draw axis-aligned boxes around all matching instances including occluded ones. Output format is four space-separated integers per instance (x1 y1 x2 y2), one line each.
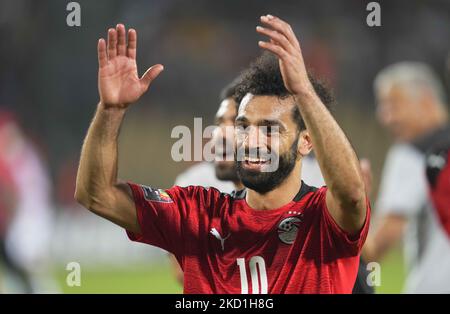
235 147 275 160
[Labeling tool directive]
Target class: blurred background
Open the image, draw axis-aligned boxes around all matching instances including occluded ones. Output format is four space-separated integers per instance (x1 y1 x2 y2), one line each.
0 0 449 293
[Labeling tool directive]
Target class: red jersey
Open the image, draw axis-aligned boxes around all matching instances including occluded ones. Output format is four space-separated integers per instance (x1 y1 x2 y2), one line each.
126 181 370 294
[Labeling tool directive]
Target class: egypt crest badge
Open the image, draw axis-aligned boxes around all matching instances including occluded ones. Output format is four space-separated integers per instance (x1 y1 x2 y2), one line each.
141 185 173 203
277 216 302 244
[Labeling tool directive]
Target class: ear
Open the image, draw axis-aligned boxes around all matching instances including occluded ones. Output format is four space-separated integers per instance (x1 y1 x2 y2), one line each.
297 130 313 157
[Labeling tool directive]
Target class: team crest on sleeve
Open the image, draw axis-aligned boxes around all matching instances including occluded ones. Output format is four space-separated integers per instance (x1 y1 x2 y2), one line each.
140 185 173 203
277 216 302 244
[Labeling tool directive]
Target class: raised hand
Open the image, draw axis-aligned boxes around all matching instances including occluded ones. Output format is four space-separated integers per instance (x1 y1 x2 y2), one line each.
256 15 313 98
97 24 164 109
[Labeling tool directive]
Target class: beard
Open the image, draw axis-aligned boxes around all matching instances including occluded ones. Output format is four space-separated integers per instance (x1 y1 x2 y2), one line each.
215 161 240 183
236 137 299 194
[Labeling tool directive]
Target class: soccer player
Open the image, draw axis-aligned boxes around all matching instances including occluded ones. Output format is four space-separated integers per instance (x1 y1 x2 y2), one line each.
75 15 370 293
170 78 329 287
363 62 450 293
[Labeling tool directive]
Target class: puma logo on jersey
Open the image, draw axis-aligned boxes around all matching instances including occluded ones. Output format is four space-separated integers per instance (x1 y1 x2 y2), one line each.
210 228 230 251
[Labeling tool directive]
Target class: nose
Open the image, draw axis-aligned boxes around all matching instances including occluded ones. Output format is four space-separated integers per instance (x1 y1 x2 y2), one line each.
240 125 267 152
247 126 260 149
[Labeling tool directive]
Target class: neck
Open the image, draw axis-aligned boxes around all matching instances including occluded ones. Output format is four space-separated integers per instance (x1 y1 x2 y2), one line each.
246 162 302 210
233 181 245 191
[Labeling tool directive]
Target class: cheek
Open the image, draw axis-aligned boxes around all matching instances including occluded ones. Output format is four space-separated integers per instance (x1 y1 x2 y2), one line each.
223 130 236 146
268 134 288 154
377 108 390 125
268 136 279 151
395 108 416 127
211 128 221 144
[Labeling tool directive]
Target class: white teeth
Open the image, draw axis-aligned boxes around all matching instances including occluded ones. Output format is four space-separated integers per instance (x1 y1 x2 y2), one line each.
244 157 267 163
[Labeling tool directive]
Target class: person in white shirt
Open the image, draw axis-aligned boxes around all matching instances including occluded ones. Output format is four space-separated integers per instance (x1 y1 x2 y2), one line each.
363 62 450 293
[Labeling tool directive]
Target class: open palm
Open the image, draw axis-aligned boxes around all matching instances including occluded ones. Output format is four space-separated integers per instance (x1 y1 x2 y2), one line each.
98 24 163 108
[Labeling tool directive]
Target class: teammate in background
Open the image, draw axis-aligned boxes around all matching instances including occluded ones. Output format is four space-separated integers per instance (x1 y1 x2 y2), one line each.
0 111 58 293
75 16 370 293
363 62 450 293
173 81 241 195
169 81 241 285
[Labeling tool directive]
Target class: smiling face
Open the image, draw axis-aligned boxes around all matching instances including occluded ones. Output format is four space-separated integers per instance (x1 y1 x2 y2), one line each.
234 93 311 194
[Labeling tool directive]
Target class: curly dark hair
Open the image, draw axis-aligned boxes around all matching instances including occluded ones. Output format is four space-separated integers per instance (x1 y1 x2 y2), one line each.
220 77 241 102
234 52 335 131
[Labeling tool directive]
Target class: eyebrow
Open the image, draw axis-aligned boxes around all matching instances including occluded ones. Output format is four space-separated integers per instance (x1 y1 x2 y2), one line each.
235 116 286 132
235 116 249 124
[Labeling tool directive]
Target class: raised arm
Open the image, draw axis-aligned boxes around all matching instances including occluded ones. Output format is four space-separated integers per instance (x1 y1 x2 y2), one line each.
74 24 163 233
257 15 366 234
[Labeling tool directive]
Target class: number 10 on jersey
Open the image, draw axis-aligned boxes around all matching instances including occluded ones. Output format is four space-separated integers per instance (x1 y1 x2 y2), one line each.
236 256 268 294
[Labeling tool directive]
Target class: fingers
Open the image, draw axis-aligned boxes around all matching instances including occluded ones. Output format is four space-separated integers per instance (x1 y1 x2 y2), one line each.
258 40 288 60
105 24 136 60
107 28 117 59
116 24 126 56
97 38 107 68
127 29 137 60
257 15 305 64
256 25 294 53
260 15 300 49
140 64 164 90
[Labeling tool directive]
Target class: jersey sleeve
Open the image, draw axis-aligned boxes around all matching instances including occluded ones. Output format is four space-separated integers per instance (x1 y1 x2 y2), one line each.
312 187 371 257
125 182 201 257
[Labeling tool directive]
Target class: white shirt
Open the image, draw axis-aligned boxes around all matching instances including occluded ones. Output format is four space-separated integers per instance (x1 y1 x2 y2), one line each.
174 162 236 193
377 143 450 293
4 141 54 270
302 155 325 188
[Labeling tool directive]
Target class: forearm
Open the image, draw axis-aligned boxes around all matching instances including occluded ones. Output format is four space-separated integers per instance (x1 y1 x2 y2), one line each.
296 91 365 208
75 102 126 209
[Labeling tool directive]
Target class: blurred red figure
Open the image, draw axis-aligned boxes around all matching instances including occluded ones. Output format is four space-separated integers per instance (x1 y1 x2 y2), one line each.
0 110 58 293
